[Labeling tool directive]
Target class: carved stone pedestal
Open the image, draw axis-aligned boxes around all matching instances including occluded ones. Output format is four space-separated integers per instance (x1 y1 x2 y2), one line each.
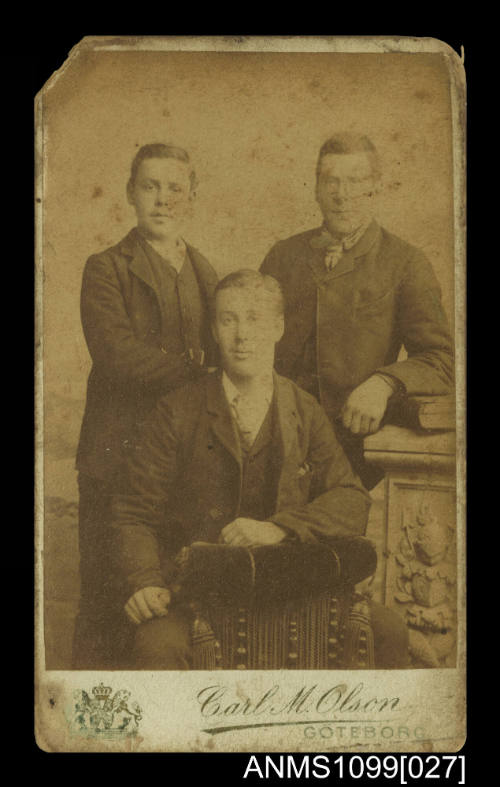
364 426 456 668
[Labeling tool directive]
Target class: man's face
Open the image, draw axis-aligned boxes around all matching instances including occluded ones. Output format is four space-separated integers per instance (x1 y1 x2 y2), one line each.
212 287 284 382
316 152 376 236
127 157 193 240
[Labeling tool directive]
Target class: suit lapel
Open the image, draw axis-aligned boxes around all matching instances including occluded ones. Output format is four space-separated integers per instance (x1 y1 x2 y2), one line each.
206 372 242 467
121 228 161 296
273 373 301 463
204 373 302 516
322 252 355 281
186 244 218 305
306 219 380 283
205 372 301 469
305 241 354 283
272 374 306 514
305 231 332 285
122 229 218 300
350 219 381 266
273 234 321 370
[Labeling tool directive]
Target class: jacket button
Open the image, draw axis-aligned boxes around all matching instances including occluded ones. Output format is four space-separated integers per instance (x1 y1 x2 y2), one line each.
150 328 158 334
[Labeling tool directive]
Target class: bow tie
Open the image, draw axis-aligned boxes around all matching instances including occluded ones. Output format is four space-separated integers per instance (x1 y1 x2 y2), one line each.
310 230 346 271
310 222 370 271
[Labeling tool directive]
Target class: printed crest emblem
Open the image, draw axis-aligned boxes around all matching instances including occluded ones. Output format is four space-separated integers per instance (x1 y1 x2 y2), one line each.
71 682 142 737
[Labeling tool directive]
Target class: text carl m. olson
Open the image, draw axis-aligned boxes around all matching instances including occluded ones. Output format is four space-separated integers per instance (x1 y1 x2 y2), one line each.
197 682 399 718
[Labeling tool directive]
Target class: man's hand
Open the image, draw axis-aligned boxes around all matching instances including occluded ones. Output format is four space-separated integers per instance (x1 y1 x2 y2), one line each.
124 586 171 625
341 375 394 435
220 518 286 547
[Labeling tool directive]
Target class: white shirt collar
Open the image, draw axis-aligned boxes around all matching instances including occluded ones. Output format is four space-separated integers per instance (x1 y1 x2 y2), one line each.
221 371 274 406
140 232 187 273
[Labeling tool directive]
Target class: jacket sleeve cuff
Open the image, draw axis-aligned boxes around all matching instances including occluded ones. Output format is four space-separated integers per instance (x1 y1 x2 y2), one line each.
373 362 406 395
126 570 168 599
373 368 407 395
268 512 316 542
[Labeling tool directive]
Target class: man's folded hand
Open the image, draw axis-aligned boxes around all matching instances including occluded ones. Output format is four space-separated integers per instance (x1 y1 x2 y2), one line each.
340 374 395 435
124 586 171 625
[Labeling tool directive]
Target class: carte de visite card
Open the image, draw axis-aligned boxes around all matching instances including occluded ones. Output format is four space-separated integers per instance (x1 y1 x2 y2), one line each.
35 35 465 753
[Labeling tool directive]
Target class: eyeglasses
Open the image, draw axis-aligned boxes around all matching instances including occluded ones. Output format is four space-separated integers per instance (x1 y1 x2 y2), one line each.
319 175 373 197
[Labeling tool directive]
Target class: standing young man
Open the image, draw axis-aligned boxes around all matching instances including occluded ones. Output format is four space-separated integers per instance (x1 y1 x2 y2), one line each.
74 144 218 668
260 133 454 488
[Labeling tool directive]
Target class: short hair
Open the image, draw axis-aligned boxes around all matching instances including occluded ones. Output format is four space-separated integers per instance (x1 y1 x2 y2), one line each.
128 143 198 191
316 132 381 182
213 269 285 318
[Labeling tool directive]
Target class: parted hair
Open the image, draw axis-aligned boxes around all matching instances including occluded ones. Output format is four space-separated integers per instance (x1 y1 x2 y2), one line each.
316 133 382 181
128 143 198 191
213 269 285 318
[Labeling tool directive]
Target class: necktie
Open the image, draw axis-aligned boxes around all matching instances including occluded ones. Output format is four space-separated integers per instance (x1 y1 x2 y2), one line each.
310 222 370 272
324 244 344 271
309 229 345 271
231 394 255 451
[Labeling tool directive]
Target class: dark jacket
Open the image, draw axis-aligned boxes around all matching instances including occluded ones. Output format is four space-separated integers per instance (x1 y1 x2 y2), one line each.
111 372 371 598
260 220 454 421
76 228 219 484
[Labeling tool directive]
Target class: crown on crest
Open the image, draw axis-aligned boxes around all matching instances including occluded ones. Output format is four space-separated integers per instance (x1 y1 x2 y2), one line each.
92 682 112 700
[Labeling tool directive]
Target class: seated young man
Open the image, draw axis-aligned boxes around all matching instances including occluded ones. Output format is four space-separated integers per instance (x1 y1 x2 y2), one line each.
111 270 408 669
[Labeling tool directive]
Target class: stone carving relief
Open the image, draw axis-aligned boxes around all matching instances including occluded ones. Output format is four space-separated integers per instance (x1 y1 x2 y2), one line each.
392 501 456 667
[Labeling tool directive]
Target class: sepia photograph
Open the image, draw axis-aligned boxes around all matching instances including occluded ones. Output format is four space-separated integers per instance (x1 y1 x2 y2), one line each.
35 35 465 752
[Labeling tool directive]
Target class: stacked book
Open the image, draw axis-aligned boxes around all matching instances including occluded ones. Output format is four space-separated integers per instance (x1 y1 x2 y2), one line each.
386 394 455 432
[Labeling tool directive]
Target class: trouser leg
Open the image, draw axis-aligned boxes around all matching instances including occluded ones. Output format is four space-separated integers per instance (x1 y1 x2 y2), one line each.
72 474 130 669
370 601 410 669
131 609 193 670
